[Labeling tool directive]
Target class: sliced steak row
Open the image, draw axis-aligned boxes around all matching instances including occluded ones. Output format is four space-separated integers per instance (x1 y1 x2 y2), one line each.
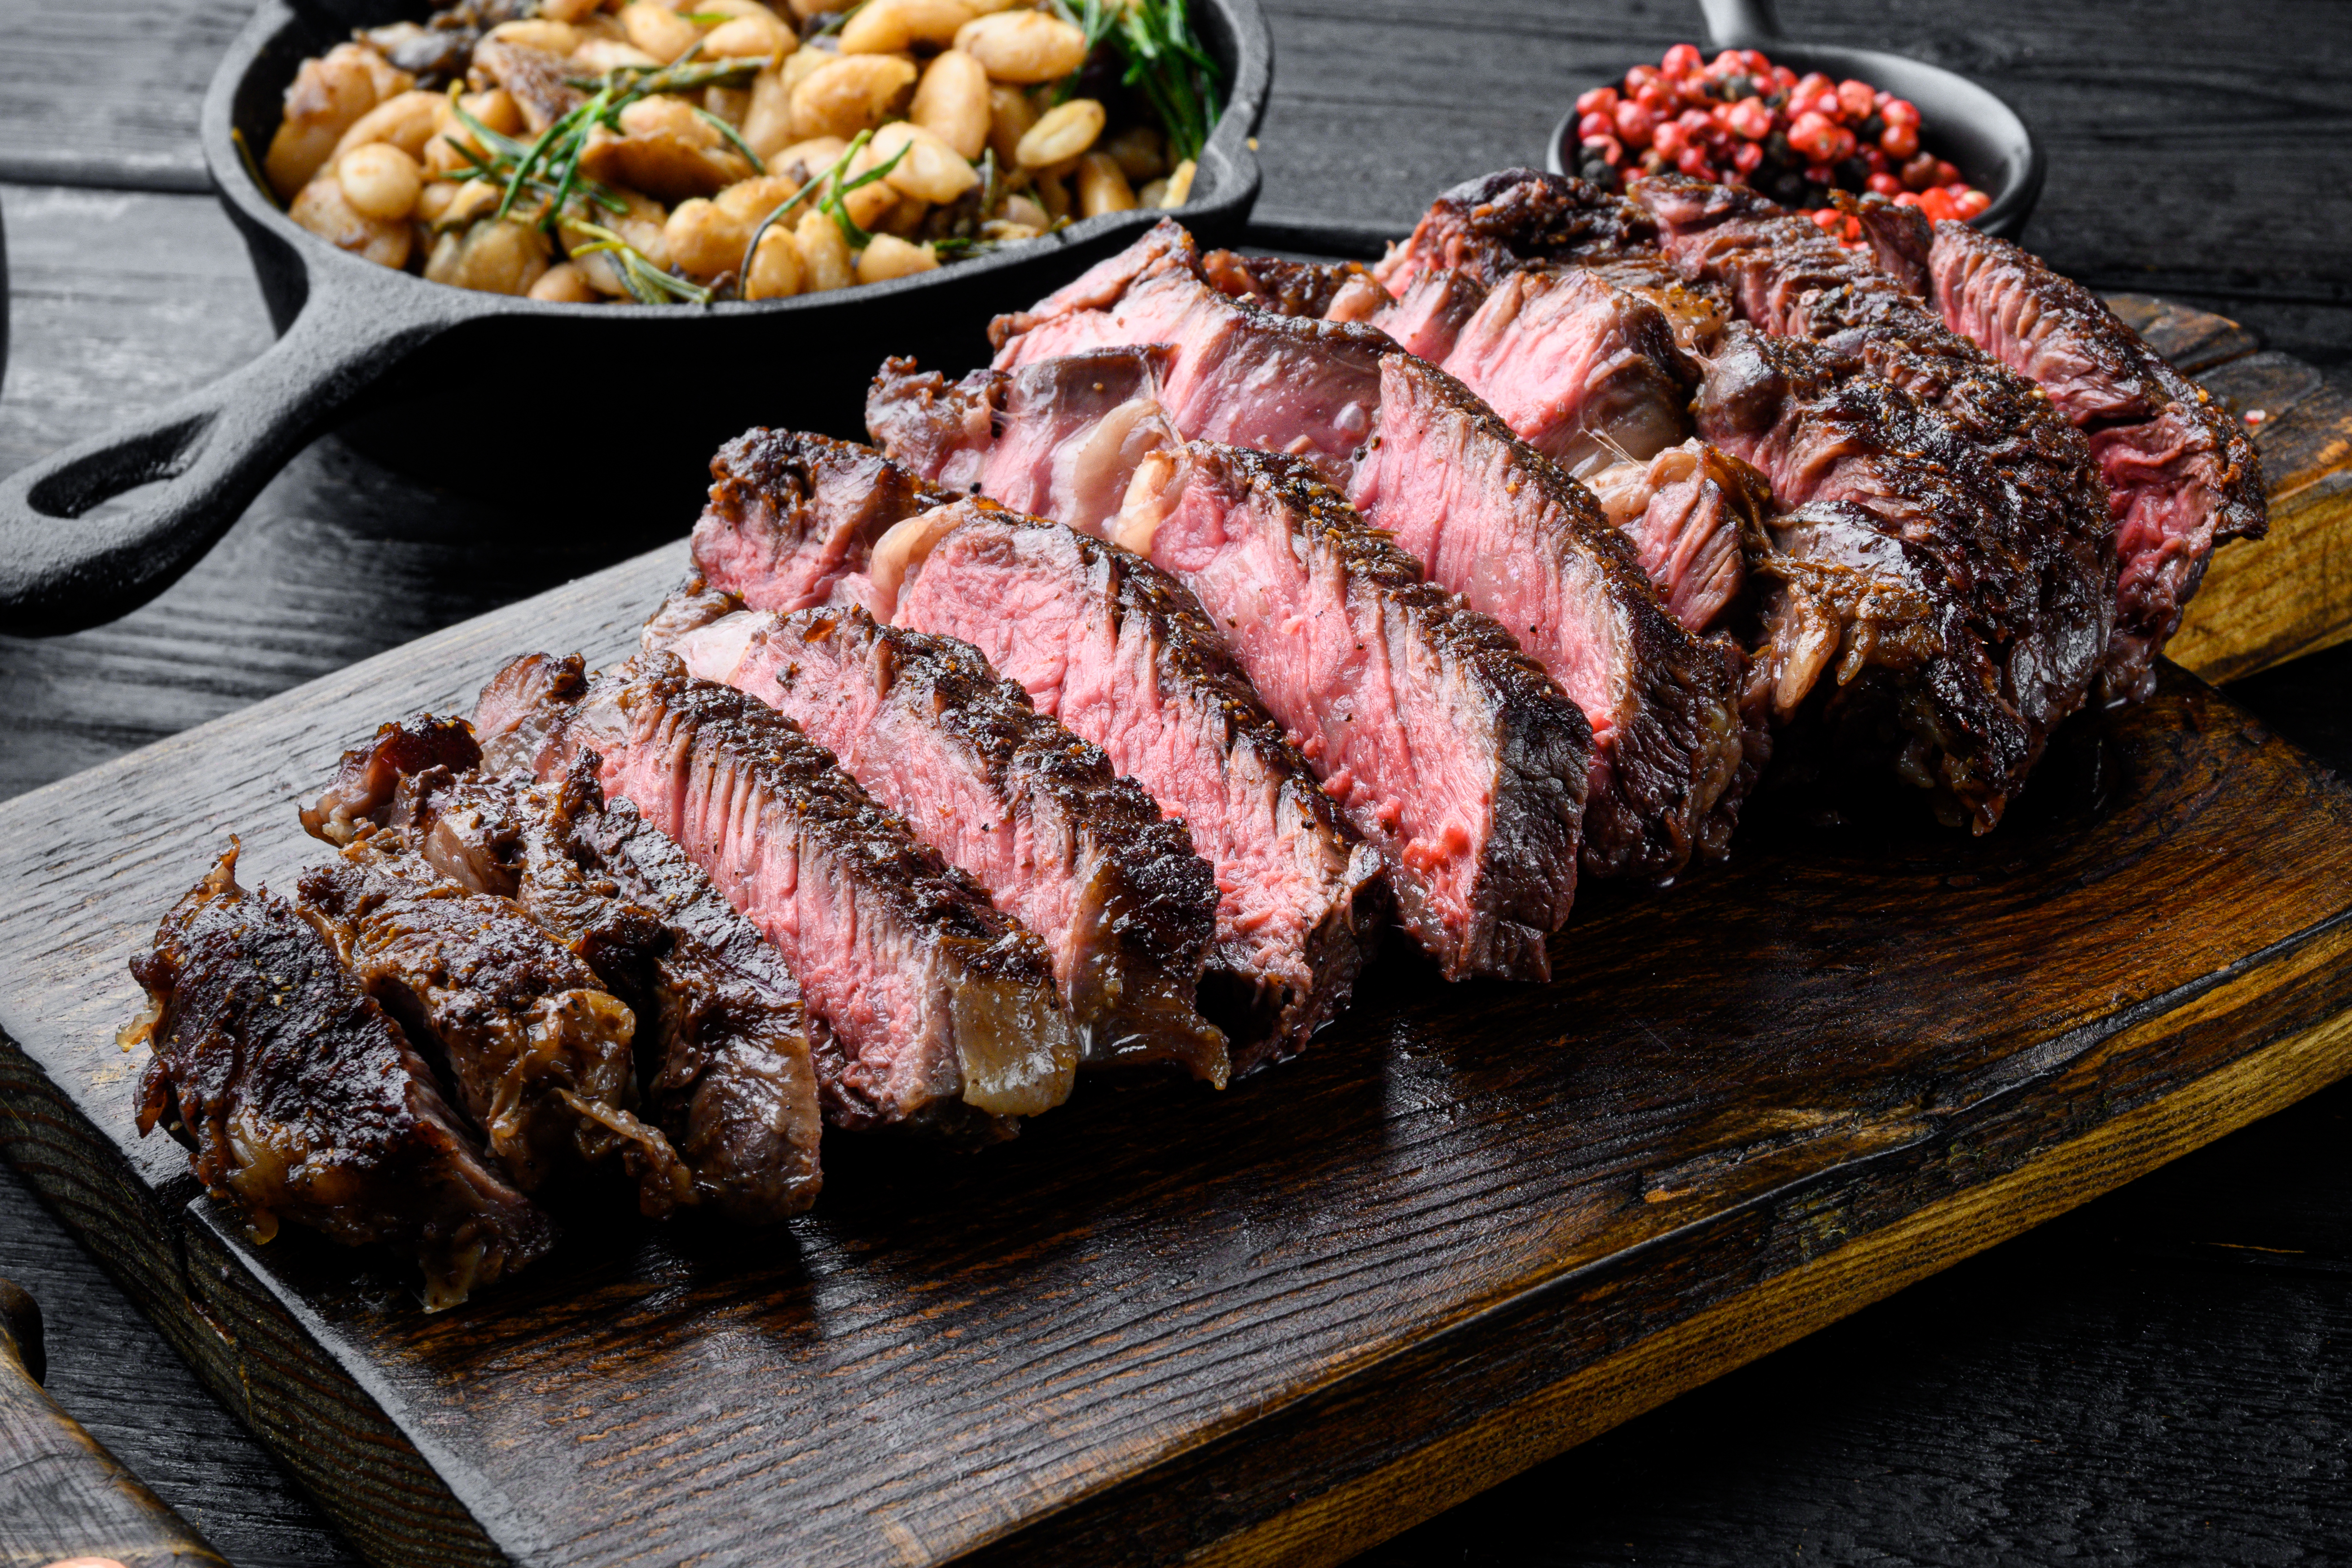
963 220 1751 879
1929 221 2267 702
1631 176 2118 747
1112 439 1590 980
304 717 826 1221
476 650 1078 1142
645 588 1231 1085
129 848 555 1311
692 434 1387 1063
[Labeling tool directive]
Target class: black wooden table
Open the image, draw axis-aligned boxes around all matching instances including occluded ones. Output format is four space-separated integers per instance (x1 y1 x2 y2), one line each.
3 2 2348 1563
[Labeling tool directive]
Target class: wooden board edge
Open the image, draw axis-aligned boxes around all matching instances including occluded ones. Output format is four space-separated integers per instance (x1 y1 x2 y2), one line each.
2172 482 2352 685
0 1035 508 1568
1179 1004 2352 1568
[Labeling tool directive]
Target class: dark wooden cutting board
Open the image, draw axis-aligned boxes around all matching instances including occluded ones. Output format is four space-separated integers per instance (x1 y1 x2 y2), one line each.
4 305 2351 1568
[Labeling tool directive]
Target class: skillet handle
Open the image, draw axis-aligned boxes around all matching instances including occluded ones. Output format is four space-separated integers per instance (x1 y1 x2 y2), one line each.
0 293 434 637
1699 0 1785 48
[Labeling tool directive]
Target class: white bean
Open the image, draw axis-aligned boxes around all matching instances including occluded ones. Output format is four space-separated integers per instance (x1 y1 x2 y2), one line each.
264 52 380 200
529 260 602 301
327 90 441 167
789 53 918 141
1015 97 1103 168
911 50 990 162
794 206 855 291
986 83 1035 167
702 13 792 58
664 198 753 279
857 233 940 283
337 142 423 221
744 226 805 299
484 19 581 55
619 3 700 61
1075 150 1134 217
840 0 975 55
290 176 411 269
871 121 980 204
953 10 1087 83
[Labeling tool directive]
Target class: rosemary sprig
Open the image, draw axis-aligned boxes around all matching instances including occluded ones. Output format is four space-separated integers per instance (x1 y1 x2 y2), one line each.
819 134 911 249
737 127 870 285
1115 0 1221 164
694 105 768 174
1055 0 1121 106
567 222 714 305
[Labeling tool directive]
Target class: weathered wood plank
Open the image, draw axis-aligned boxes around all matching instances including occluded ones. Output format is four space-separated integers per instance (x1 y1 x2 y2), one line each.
3 531 2350 1566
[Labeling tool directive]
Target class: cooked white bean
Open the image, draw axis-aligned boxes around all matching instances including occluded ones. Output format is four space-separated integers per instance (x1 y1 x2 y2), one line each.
857 233 940 283
1016 98 1103 168
337 143 424 221
538 0 603 21
841 0 974 55
264 51 380 200
529 260 602 301
573 37 663 72
871 121 980 204
1075 150 1135 217
290 176 411 269
426 218 550 294
768 137 850 184
911 49 990 161
714 173 806 223
619 3 700 61
664 198 754 279
1159 157 1196 207
484 18 581 55
789 53 918 141
1000 192 1048 229
742 62 798 158
338 42 413 105
327 90 441 167
953 10 1088 83
986 83 1036 167
702 13 792 58
744 226 805 299
794 207 855 291
1032 166 1070 220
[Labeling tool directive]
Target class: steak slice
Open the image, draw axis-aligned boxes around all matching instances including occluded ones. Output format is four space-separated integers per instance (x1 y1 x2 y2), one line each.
647 592 1230 1085
474 651 1077 1139
860 505 1386 1066
1697 322 2046 827
1633 175 2115 742
1116 440 1589 980
877 343 1752 880
297 833 689 1213
692 428 963 612
128 847 554 1311
1929 220 2267 702
333 741 825 1225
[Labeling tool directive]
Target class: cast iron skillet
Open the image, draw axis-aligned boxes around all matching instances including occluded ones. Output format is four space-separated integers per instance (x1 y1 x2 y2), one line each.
0 0 1269 637
1547 0 2045 240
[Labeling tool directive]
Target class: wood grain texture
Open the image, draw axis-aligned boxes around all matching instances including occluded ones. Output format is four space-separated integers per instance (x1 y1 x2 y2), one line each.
4 537 2352 1566
0 1278 231 1568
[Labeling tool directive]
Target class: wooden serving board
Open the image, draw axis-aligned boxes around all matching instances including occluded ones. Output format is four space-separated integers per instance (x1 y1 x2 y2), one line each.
4 305 2351 1568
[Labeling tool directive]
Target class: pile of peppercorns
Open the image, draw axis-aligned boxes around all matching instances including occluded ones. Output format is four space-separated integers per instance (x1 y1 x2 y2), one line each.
1573 43 1992 241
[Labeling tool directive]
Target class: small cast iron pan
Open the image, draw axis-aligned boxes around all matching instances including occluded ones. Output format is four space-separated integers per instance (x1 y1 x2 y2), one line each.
0 0 1269 636
1548 0 2045 240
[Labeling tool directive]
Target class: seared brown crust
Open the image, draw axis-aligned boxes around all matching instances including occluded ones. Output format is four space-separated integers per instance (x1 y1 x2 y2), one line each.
1373 167 1662 291
1197 443 1589 980
744 603 1228 1082
1383 355 1754 871
695 429 969 610
865 357 1000 491
908 512 1386 1066
301 716 482 845
1928 220 2266 701
1634 174 2115 755
129 848 553 1310
1201 250 1372 318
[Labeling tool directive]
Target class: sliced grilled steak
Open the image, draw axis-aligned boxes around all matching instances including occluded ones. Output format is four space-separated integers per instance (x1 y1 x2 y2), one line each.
1200 250 1374 319
647 593 1229 1085
475 651 1078 1140
1930 220 2267 702
1355 357 1751 871
339 747 825 1224
861 507 1386 1065
692 428 963 612
879 337 1753 880
1697 322 2047 827
300 714 482 844
128 847 554 1311
296 834 689 1214
1633 175 2115 745
1112 440 1588 979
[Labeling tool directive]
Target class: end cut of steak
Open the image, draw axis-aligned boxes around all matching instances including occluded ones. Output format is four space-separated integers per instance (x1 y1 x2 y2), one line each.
859 504 1387 1067
1116 439 1589 980
335 743 825 1224
1584 439 1776 638
475 651 1078 1140
301 714 482 845
1929 220 2266 702
647 592 1230 1085
128 847 553 1310
297 834 689 1214
1633 175 2116 744
693 428 963 612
